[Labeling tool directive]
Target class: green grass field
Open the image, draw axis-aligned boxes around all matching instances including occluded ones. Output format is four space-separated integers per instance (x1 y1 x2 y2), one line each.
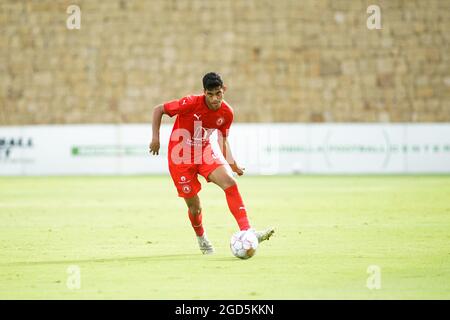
0 175 449 299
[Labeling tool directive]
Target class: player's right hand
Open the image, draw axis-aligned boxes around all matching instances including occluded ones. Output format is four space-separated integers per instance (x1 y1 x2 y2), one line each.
149 139 160 155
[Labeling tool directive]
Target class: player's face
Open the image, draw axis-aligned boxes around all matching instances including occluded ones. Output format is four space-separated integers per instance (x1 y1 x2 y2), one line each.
204 87 224 111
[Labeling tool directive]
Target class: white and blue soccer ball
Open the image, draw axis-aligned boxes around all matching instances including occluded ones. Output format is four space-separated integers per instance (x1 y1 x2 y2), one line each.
230 230 259 259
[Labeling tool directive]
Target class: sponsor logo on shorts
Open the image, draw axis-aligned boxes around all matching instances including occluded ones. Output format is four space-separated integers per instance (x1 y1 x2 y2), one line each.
178 176 191 184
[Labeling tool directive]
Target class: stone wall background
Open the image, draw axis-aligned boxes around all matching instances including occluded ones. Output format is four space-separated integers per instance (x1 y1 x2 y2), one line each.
1 0 449 125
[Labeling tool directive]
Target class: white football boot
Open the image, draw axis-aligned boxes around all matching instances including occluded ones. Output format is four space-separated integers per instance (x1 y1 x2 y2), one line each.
197 233 215 255
253 228 275 243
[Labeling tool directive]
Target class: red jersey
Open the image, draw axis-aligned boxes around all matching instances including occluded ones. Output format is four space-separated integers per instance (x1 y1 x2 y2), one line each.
164 94 234 164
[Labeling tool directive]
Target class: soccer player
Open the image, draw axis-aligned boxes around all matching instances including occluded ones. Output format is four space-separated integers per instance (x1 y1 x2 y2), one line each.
149 72 274 254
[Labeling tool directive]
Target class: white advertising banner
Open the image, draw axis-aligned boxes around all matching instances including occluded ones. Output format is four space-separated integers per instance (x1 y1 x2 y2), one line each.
0 124 449 175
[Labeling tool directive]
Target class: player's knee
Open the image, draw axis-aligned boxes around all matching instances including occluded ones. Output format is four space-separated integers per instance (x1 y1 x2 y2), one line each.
189 205 202 215
222 176 236 190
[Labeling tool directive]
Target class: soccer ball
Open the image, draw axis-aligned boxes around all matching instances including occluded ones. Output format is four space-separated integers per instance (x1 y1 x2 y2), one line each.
230 230 259 259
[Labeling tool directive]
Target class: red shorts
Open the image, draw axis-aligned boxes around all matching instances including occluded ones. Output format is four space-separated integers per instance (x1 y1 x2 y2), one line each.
168 145 226 198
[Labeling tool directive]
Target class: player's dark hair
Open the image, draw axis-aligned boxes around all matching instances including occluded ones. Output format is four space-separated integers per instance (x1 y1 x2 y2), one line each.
202 72 223 90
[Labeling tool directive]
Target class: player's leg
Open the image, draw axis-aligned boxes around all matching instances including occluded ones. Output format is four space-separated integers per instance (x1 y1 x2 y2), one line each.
184 194 204 237
206 165 275 243
184 194 214 255
168 164 214 254
207 165 251 231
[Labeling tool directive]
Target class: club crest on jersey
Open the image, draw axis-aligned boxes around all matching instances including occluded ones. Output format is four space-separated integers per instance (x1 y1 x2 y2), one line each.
216 117 224 126
182 185 192 194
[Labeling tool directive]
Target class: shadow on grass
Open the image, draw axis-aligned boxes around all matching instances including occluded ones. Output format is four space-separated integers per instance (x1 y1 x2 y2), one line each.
0 254 204 267
208 257 246 262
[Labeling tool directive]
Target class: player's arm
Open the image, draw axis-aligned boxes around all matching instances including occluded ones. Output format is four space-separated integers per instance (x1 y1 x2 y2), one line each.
217 134 245 176
149 96 193 155
149 104 165 155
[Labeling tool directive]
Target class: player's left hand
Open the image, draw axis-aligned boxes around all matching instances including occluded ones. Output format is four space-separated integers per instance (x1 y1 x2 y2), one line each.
149 138 160 155
231 164 245 176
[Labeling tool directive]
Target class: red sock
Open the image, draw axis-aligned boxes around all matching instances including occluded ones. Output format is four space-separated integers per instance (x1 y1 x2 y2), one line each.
224 184 251 231
188 210 204 237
